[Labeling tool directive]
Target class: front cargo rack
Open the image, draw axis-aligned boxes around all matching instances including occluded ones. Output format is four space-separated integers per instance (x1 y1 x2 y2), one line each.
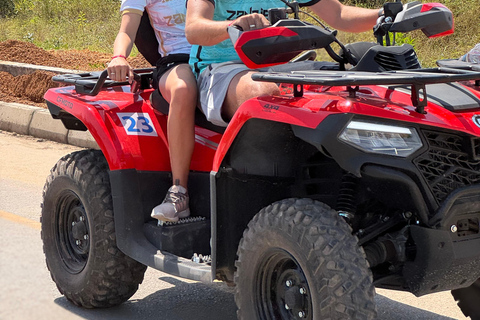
252 66 480 114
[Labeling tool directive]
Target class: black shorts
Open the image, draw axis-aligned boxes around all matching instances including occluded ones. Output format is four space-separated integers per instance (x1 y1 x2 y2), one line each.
153 53 190 88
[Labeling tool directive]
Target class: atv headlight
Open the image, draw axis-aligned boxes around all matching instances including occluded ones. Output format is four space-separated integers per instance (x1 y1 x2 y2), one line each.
339 120 422 157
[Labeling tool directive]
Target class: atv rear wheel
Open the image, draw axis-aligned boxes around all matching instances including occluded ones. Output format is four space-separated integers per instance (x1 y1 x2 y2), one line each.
451 278 480 320
41 150 147 308
234 198 376 320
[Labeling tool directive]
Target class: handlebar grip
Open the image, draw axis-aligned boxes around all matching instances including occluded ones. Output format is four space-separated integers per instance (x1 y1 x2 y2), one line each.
383 1 404 19
74 70 109 95
268 8 288 25
231 24 244 31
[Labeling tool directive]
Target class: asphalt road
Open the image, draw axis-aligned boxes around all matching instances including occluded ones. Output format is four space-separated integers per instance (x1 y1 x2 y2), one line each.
0 130 469 320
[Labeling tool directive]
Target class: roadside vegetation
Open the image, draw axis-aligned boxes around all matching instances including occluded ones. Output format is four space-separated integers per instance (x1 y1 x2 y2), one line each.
0 0 479 67
0 0 121 53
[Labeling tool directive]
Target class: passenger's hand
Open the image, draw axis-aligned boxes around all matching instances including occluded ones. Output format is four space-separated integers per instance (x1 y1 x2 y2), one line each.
231 13 270 31
107 56 134 83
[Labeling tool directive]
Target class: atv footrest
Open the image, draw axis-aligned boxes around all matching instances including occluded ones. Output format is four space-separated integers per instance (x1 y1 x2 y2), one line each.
143 218 211 259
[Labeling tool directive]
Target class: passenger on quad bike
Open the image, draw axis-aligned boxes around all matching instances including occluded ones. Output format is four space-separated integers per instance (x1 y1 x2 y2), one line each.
185 0 391 126
109 0 197 223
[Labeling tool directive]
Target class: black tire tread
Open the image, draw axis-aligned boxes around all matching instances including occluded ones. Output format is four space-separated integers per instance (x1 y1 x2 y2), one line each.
235 198 376 320
41 149 147 308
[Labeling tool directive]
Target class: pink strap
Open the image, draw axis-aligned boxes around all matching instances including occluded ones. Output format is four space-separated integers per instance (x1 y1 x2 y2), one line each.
111 55 127 60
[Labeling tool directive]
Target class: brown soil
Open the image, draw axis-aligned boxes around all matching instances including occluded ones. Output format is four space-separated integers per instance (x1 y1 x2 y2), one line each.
0 70 57 107
0 39 151 108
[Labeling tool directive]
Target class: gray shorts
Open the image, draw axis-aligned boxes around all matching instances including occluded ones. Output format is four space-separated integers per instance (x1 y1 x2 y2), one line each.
197 60 337 127
197 61 249 127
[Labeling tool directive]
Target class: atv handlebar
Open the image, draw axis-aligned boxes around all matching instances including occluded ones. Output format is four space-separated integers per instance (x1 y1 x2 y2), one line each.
229 1 454 69
52 70 116 96
227 19 347 69
374 1 454 44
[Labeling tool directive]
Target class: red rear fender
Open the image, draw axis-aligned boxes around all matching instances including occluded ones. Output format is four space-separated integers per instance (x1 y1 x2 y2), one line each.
44 85 221 172
44 86 172 171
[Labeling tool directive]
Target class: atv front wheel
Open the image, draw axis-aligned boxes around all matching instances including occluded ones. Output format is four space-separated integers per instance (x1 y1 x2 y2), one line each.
452 278 480 320
41 150 147 308
234 198 376 320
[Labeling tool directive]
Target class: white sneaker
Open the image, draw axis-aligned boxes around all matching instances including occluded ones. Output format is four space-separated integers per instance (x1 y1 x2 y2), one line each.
151 184 190 223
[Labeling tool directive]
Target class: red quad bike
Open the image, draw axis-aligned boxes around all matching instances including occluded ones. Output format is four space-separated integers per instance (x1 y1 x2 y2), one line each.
42 1 480 319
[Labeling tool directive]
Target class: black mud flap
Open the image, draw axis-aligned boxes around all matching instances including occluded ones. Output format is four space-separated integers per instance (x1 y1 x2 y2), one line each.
404 225 480 296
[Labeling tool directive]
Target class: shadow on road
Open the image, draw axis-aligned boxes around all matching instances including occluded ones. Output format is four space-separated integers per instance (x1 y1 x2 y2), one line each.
54 278 459 320
54 276 237 320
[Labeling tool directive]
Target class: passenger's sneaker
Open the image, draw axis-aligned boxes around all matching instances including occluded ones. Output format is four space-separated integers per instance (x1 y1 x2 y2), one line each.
151 185 190 223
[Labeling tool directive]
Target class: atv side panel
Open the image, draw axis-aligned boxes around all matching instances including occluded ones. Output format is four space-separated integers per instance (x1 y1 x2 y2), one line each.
212 119 308 281
110 169 213 282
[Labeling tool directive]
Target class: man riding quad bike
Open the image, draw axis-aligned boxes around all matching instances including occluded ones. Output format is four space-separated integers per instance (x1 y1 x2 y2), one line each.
41 1 480 319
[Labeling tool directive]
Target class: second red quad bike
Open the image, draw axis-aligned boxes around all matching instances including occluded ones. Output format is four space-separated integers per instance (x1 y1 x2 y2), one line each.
41 1 480 319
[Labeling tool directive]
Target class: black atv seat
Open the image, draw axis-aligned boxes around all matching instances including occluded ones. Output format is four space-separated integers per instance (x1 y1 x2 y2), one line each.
149 89 226 134
436 59 479 70
135 11 162 66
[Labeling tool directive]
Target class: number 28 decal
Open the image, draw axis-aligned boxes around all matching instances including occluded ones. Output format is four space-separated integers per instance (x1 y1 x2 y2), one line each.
118 113 158 137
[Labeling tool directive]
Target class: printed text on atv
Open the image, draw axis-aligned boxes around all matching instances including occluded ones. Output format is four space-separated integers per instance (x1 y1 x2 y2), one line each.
42 1 480 319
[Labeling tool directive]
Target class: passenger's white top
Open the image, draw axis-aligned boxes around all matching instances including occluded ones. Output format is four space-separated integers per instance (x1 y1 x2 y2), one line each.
120 0 191 57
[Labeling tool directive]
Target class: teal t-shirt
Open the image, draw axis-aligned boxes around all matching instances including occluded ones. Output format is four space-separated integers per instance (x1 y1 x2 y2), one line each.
189 0 320 75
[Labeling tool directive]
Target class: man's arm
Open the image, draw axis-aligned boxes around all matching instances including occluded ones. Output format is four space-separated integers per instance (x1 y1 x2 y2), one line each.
185 0 228 46
310 0 379 33
185 0 269 46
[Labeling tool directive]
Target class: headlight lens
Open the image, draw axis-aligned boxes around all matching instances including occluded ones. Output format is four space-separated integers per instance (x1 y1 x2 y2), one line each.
339 120 422 157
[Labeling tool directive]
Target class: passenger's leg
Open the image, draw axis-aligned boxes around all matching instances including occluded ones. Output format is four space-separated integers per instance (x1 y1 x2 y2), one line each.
158 64 197 189
152 64 197 222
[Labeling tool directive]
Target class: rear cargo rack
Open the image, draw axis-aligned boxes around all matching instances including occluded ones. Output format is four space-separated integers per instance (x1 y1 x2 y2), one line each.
252 67 480 113
52 68 155 96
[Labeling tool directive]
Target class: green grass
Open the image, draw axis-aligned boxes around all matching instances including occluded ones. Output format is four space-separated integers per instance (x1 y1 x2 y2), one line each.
315 0 480 67
0 0 121 53
0 0 479 66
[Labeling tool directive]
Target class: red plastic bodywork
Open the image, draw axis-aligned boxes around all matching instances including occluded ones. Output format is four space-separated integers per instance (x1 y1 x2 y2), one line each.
44 86 221 172
44 80 480 173
234 27 299 69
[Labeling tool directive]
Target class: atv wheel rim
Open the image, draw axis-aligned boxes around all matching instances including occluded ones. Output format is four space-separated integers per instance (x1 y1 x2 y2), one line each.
55 191 89 273
257 249 312 319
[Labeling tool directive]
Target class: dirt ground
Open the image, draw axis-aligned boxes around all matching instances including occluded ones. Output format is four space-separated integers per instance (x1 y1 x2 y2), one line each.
0 39 150 108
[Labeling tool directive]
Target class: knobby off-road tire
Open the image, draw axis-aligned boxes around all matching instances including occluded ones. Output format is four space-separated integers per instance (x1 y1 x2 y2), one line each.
41 150 147 308
451 278 480 320
235 198 376 320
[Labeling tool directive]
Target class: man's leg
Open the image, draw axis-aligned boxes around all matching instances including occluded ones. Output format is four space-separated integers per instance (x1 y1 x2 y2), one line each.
222 70 280 121
197 61 281 126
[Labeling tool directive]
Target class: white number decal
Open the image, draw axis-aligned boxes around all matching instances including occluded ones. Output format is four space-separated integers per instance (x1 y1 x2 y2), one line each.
118 113 158 136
